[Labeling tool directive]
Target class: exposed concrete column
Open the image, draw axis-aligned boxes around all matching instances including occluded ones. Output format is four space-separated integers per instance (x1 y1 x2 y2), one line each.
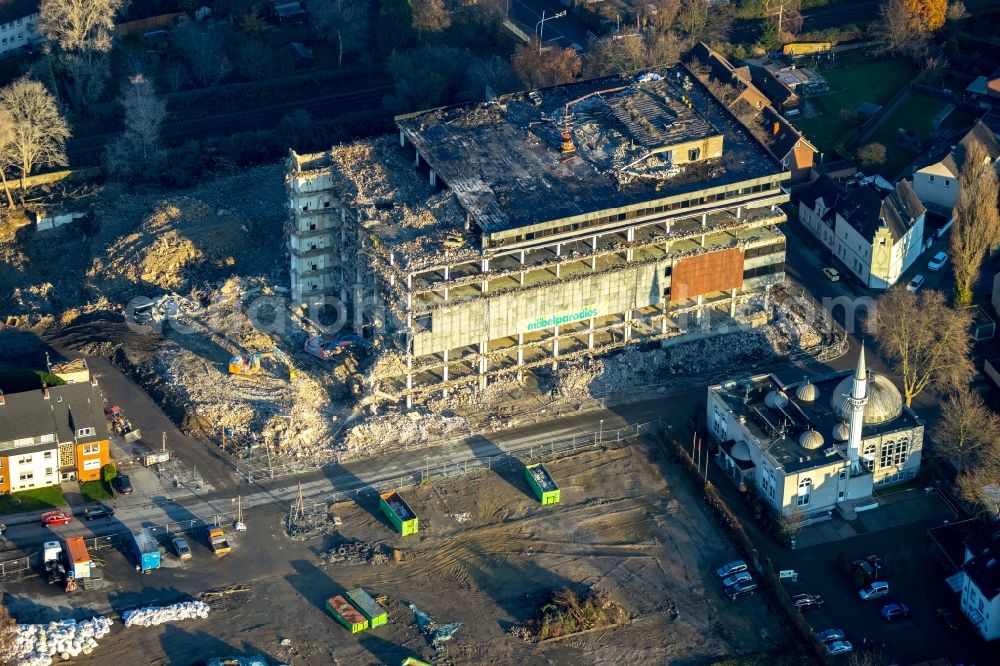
552 325 560 370
736 206 742 219
400 129 406 147
764 283 771 311
442 349 449 383
588 317 595 349
481 257 489 293
696 295 704 324
665 219 671 234
591 235 598 270
661 299 669 334
516 333 524 366
479 340 488 389
701 213 707 228
730 288 738 317
444 285 449 301
700 234 705 246
414 150 420 167
429 170 437 187
624 309 632 341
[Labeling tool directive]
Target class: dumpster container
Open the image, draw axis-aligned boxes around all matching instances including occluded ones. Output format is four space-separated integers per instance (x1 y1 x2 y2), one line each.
64 536 92 579
525 463 560 505
326 595 368 633
379 491 418 536
346 587 388 628
131 528 161 573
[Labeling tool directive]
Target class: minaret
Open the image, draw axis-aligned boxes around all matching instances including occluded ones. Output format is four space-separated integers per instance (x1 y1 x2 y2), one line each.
847 343 869 472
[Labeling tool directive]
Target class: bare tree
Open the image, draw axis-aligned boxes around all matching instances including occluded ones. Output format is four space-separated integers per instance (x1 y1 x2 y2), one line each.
38 0 124 110
233 40 274 81
932 387 1000 474
643 0 681 33
764 0 804 42
105 74 167 180
951 138 1000 305
957 460 1000 517
512 41 582 89
856 142 887 168
413 0 451 35
677 0 708 37
173 23 232 87
868 287 974 407
946 1 966 22
466 55 519 98
311 0 372 69
875 0 927 55
584 36 648 78
0 106 17 207
0 78 70 188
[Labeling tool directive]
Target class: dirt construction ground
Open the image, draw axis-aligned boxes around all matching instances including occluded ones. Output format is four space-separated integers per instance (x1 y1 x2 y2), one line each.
5 439 792 665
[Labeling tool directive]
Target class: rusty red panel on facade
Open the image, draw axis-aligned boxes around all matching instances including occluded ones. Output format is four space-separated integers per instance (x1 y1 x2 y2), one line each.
670 248 744 304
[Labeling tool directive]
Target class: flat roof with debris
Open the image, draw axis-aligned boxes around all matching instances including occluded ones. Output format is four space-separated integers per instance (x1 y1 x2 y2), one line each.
396 67 786 236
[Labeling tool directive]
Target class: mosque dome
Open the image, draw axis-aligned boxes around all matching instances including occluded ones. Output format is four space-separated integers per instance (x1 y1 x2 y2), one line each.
799 429 825 450
731 440 752 462
830 373 904 425
764 390 790 409
832 422 851 442
796 380 819 403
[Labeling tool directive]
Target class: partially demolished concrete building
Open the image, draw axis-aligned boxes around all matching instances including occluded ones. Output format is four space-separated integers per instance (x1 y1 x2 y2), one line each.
287 67 790 406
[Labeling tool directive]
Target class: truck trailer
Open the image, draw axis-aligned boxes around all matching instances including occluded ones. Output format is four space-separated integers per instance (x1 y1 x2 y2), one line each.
525 463 560 505
379 491 418 536
131 529 161 573
345 587 388 628
326 595 368 633
64 537 92 580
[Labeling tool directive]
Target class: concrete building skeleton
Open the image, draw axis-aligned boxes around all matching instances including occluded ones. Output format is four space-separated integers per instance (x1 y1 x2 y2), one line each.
287 67 791 406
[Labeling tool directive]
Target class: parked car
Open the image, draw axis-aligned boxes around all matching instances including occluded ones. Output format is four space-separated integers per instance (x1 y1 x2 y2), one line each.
880 602 911 621
722 571 753 588
716 560 748 578
822 267 840 282
906 275 925 292
816 628 846 644
791 593 825 610
113 475 134 496
928 252 948 271
724 579 758 600
171 536 192 561
83 504 114 520
40 510 72 527
859 581 889 601
825 641 854 656
936 608 960 630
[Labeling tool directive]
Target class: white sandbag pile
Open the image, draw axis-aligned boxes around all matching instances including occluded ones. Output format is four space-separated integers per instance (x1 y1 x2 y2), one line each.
122 600 210 627
13 616 113 665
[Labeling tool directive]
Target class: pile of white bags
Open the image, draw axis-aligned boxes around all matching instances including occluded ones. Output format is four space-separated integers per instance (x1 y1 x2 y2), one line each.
13 616 113 665
122 600 210 627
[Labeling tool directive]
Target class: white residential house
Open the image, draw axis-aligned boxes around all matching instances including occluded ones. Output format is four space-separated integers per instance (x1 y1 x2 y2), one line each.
960 522 1000 641
0 1 40 57
798 174 925 289
912 122 1000 213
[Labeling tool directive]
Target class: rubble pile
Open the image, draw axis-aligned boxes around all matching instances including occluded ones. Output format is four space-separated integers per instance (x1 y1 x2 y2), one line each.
285 506 332 540
326 137 471 271
122 601 211 627
342 411 470 458
12 616 113 665
319 541 390 566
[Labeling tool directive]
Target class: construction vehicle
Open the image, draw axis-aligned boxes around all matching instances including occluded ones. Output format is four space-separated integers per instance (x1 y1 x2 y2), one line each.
304 334 372 361
207 526 231 556
104 405 142 442
228 347 297 381
43 540 66 585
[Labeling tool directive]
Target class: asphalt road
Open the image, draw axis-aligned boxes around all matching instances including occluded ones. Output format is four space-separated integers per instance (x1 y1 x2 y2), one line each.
508 0 593 51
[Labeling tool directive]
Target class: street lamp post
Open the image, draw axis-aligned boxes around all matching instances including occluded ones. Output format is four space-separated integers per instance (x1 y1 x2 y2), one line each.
535 10 566 55
599 418 604 444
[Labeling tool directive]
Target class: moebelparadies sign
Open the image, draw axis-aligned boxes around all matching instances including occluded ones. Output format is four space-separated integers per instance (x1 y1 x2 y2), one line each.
521 306 599 332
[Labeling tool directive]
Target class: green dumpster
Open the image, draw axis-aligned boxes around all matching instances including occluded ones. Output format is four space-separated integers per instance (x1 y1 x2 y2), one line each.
346 587 388 628
525 463 560 505
380 490 419 535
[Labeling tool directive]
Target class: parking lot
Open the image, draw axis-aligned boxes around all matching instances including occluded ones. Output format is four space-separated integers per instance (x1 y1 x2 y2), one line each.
710 463 995 664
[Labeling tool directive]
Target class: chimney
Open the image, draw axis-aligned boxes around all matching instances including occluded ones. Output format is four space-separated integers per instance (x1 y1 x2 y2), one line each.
42 383 49 400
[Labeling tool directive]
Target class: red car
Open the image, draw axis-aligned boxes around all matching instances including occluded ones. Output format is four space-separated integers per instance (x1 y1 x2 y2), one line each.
41 510 72 527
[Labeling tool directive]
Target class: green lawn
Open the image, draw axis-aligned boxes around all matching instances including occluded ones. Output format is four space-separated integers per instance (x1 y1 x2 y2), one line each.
0 486 67 516
868 93 951 179
79 480 114 501
798 58 917 159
